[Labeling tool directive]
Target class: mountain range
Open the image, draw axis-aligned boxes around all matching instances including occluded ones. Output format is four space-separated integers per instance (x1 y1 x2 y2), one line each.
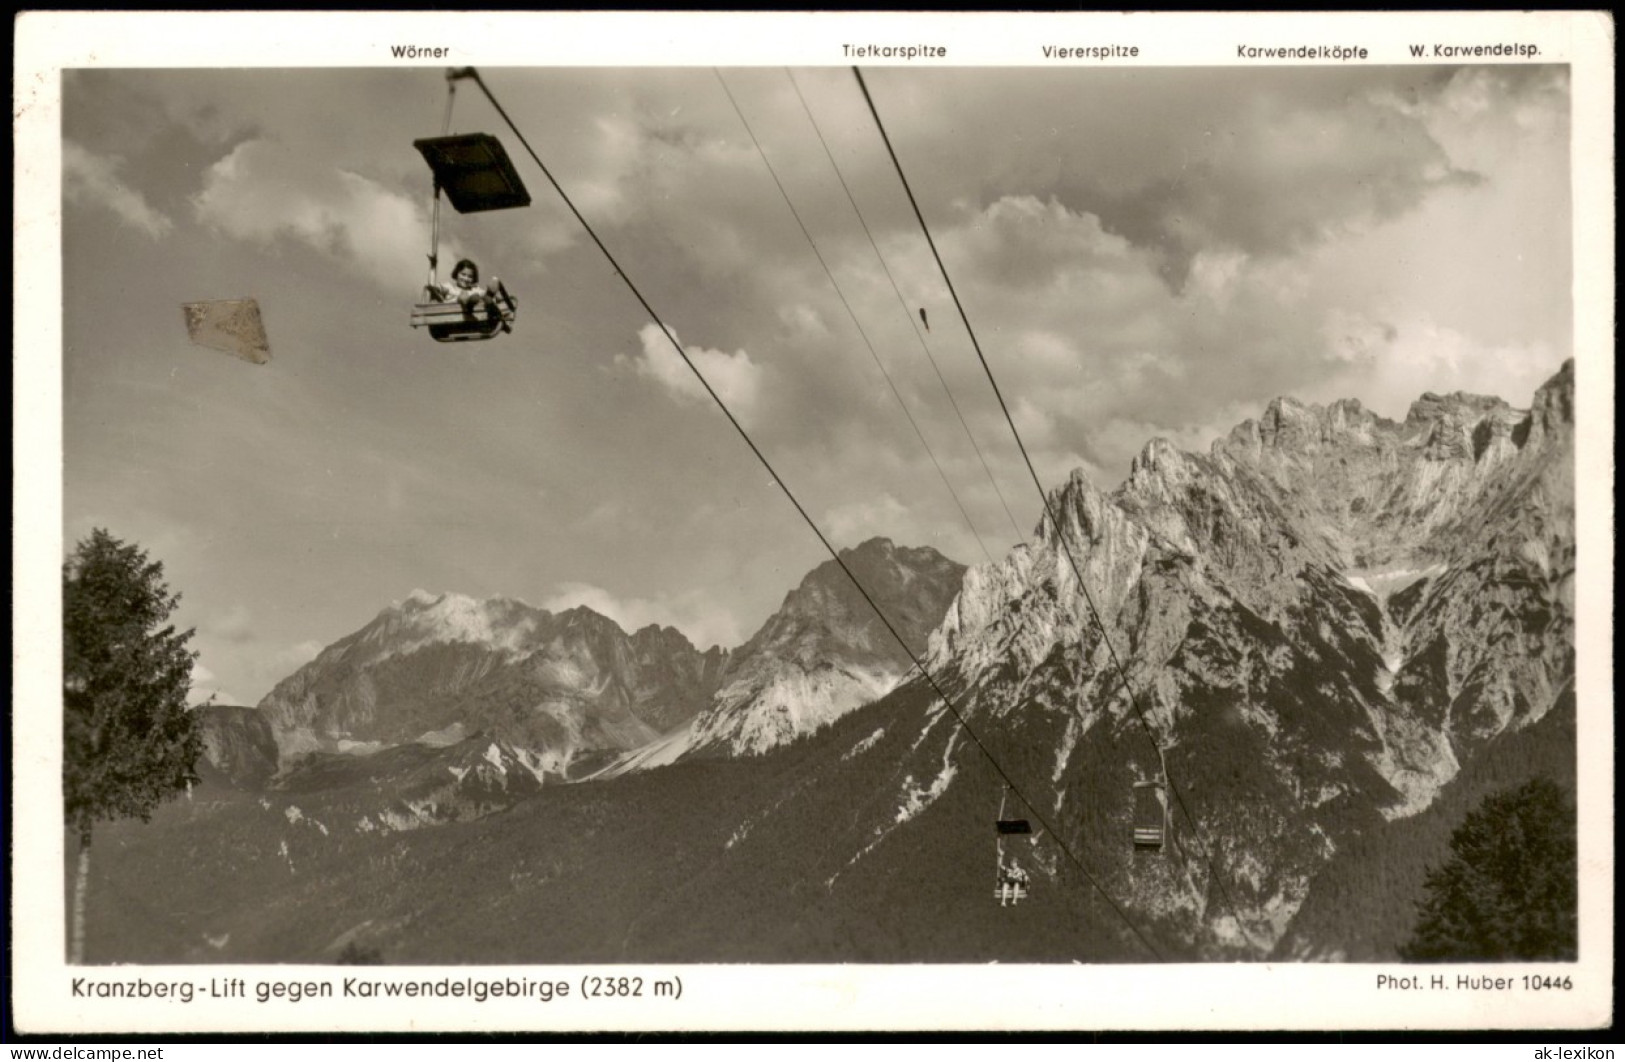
85 362 1577 964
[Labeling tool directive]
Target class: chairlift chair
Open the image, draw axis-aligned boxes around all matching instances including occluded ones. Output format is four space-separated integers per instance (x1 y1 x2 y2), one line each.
410 280 518 342
1133 780 1169 850
994 808 1032 906
410 72 531 344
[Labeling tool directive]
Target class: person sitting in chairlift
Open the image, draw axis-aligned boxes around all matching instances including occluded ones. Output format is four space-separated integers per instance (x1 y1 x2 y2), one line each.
429 257 510 332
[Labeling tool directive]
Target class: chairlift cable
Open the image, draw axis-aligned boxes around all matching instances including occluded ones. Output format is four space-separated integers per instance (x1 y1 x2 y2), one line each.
784 68 1028 546
459 66 1166 961
853 65 1261 951
712 69 997 568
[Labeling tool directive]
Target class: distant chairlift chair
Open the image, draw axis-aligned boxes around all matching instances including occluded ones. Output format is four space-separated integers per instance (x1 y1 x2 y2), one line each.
1133 780 1169 851
995 817 1032 906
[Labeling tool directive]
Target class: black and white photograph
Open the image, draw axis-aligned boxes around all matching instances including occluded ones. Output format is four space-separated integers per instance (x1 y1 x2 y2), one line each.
12 11 1614 1035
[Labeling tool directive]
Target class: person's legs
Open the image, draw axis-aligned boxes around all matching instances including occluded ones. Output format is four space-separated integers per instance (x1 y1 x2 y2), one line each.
484 285 512 332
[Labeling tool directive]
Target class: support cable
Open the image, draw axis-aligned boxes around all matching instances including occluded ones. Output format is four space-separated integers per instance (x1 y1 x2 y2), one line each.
713 70 997 567
784 69 1028 546
852 65 1259 950
460 66 1166 961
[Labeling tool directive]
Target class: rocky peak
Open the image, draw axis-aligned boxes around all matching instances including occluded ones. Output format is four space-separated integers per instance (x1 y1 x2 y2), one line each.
1257 395 1320 451
910 362 1575 956
1222 395 1394 465
1419 410 1475 461
1040 468 1124 548
368 589 537 649
632 621 719 655
1128 437 1185 479
1195 366 1579 567
256 588 724 773
1523 358 1575 448
1404 390 1512 429
1325 397 1385 444
195 705 280 788
839 535 899 561
682 538 966 758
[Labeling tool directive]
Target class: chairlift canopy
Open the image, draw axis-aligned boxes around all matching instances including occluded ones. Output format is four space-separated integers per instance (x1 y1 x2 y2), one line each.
414 133 532 213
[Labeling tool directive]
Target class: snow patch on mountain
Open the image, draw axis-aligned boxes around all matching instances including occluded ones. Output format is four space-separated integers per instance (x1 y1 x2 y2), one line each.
909 702 953 753
375 591 540 660
1342 563 1448 601
417 722 468 747
895 731 960 825
376 800 440 833
1052 715 1090 783
279 804 328 836
694 664 902 756
843 727 886 762
586 724 697 781
670 539 966 763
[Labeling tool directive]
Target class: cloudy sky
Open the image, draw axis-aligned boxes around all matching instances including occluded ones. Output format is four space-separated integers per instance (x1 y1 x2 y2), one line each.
56 60 1572 706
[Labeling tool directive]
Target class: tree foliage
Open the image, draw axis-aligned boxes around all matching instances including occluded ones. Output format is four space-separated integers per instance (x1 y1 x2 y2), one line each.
1400 776 1577 962
63 528 203 839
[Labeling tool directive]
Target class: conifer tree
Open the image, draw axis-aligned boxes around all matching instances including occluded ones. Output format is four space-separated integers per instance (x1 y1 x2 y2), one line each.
63 529 203 963
1400 777 1577 961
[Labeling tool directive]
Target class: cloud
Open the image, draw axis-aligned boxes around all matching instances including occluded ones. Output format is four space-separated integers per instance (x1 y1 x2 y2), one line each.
242 639 325 703
1090 93 1474 291
1187 89 1473 251
1311 311 1562 419
277 640 326 671
62 140 174 238
1391 66 1569 173
879 68 1482 291
187 662 237 707
619 323 765 425
192 139 434 291
539 581 742 650
1095 405 1259 468
205 603 254 644
822 494 913 549
193 634 326 709
952 196 1151 295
